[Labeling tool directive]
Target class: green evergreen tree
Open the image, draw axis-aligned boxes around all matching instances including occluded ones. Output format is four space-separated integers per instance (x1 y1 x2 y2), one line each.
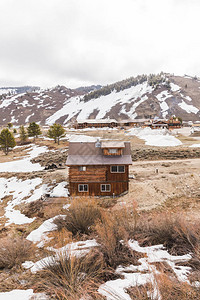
13 128 17 134
7 122 13 129
27 122 42 141
47 123 65 145
19 125 28 144
0 128 16 155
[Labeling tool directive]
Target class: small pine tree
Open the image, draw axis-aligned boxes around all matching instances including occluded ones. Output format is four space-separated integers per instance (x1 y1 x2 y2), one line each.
47 123 65 145
7 122 13 129
19 125 28 144
27 122 42 141
13 128 17 134
0 128 16 155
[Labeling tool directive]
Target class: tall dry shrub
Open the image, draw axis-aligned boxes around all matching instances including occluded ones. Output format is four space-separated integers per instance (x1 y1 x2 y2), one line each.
95 209 138 268
0 236 34 269
35 250 107 299
135 212 200 255
54 197 101 236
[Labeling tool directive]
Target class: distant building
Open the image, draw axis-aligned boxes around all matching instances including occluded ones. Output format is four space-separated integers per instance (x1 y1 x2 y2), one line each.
151 119 168 129
119 119 152 128
73 119 118 129
191 123 200 133
66 139 132 196
167 117 182 129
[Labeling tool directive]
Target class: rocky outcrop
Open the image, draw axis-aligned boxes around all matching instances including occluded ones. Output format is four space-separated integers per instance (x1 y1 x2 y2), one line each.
132 147 200 161
31 148 68 169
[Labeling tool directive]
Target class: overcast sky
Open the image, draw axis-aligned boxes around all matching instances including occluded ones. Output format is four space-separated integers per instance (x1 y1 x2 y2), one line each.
0 0 200 88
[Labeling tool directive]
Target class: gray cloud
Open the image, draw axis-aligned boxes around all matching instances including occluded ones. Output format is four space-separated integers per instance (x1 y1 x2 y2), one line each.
0 0 200 88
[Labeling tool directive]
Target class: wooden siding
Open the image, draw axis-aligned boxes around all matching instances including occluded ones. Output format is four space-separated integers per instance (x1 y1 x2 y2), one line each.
69 165 107 182
68 165 129 196
69 181 128 196
103 148 122 156
107 165 128 182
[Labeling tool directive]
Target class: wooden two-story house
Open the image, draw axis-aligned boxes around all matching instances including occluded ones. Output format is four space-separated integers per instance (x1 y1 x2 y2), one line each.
66 139 132 196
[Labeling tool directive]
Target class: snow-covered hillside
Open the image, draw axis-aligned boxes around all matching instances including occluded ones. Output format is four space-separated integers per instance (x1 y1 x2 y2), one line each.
0 74 200 125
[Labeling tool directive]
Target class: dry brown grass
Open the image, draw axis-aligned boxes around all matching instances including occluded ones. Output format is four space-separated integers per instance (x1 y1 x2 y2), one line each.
127 284 153 299
134 212 200 255
95 208 139 268
155 273 200 300
0 236 35 269
34 250 110 300
54 197 101 236
127 273 200 300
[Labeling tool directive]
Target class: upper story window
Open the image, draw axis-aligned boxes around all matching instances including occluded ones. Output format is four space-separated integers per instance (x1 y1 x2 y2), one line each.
108 148 118 154
111 165 125 173
79 166 86 171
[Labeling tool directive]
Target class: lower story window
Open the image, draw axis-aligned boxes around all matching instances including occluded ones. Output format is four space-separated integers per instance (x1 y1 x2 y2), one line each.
78 184 88 192
101 184 111 192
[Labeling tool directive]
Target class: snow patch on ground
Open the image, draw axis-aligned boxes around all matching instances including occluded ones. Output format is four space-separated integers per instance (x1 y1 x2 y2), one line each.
0 177 68 226
178 100 199 114
99 240 192 300
156 90 171 118
126 127 182 147
170 82 181 92
189 144 200 148
0 289 47 300
0 177 43 226
0 144 47 173
23 239 99 273
120 95 148 119
26 215 66 248
0 93 25 108
50 182 68 197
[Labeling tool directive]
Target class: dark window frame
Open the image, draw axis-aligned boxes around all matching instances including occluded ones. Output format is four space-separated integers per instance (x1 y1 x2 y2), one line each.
101 184 111 192
110 165 125 173
78 184 88 192
108 148 118 154
78 166 86 171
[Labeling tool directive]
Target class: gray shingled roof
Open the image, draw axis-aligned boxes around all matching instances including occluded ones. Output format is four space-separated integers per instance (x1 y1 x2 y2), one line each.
66 155 132 166
77 119 117 124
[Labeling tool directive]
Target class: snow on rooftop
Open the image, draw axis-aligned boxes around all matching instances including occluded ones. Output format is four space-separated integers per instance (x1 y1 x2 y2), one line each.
77 119 117 124
126 127 182 147
69 134 99 142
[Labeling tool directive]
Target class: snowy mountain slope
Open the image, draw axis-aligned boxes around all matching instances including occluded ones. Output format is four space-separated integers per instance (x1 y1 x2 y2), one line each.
0 74 200 125
0 86 40 96
46 74 200 124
